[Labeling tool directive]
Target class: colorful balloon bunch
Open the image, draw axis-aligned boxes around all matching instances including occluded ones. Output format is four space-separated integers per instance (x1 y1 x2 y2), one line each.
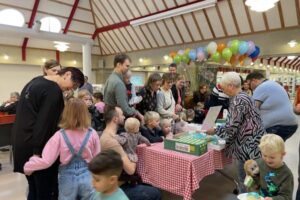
169 40 260 66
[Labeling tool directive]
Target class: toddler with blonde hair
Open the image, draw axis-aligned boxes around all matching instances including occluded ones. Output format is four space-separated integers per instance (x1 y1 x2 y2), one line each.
256 134 293 200
116 117 150 162
141 111 164 143
160 119 173 139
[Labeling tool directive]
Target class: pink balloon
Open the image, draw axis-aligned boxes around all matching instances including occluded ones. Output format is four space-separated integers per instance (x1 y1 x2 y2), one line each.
197 51 205 61
247 41 255 55
178 50 185 55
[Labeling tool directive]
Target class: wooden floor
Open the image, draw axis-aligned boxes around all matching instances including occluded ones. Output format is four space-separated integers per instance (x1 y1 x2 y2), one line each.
1 126 299 200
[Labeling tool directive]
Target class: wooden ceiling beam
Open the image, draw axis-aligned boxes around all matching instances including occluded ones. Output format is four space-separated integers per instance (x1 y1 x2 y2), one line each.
92 0 217 38
21 0 40 61
89 0 103 55
277 1 285 27
227 0 240 35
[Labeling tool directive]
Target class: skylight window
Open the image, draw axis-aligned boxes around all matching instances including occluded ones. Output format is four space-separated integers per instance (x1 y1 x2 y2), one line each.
0 9 25 27
40 16 61 33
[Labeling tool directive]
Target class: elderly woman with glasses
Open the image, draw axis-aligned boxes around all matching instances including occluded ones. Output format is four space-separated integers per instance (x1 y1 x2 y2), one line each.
206 71 265 193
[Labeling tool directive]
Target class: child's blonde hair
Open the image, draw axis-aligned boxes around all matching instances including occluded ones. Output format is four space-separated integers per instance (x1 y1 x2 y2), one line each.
178 111 187 121
144 111 160 124
259 134 285 154
59 98 91 130
77 89 91 99
124 117 140 133
160 118 171 128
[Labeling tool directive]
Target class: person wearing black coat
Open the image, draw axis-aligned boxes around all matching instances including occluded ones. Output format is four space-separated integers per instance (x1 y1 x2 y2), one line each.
12 67 84 200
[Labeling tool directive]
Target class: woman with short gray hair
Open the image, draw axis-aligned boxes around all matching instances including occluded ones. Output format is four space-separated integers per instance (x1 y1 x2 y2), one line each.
206 71 265 193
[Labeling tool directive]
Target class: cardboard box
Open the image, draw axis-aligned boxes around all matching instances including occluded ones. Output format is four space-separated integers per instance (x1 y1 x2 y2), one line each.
164 133 207 156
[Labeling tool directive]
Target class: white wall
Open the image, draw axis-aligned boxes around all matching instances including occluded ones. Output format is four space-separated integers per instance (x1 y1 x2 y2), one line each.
0 64 41 102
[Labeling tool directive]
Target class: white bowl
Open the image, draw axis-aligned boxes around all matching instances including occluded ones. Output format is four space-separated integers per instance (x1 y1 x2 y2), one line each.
237 193 263 200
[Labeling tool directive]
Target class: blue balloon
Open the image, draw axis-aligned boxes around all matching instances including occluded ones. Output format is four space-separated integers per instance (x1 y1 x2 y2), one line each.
197 47 205 53
238 41 249 55
189 49 197 61
249 46 260 58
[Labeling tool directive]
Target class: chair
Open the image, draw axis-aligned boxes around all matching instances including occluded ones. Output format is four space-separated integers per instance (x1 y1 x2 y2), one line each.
0 115 16 165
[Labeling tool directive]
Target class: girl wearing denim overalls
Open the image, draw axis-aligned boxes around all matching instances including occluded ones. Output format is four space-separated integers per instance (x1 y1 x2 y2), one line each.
24 98 101 200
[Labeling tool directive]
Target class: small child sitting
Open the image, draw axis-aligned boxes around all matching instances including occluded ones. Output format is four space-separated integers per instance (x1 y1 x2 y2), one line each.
160 119 173 139
141 111 164 143
257 134 293 200
186 109 195 123
116 117 150 162
88 149 129 200
174 111 188 134
93 92 105 113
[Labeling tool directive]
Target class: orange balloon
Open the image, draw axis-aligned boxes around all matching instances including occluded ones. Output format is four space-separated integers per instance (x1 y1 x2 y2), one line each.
240 60 244 66
217 43 226 53
239 54 247 62
169 51 177 59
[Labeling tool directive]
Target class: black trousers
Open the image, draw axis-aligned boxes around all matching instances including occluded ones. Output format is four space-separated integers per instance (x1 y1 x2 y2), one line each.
26 160 59 200
296 142 300 200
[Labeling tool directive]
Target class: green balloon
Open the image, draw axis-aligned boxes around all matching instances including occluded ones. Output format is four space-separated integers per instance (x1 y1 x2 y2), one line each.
173 55 182 64
222 48 232 62
230 40 240 55
212 52 221 63
182 54 190 64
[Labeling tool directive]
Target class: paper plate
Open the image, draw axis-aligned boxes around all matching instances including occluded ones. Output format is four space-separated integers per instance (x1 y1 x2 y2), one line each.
237 193 263 200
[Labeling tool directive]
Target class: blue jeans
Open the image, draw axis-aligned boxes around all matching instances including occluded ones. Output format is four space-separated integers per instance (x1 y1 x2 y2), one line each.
234 159 247 193
120 183 161 200
266 124 298 141
58 160 94 200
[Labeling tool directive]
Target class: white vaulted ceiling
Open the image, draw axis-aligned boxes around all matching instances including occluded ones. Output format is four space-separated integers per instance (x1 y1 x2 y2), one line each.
0 0 299 68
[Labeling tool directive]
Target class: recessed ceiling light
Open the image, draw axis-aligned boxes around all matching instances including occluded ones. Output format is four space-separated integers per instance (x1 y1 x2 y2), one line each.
164 55 169 61
42 58 46 62
54 41 70 52
139 58 144 63
4 54 9 60
287 56 296 60
288 40 297 48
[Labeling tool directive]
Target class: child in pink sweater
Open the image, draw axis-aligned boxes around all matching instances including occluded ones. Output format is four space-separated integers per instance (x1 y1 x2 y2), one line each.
24 98 101 200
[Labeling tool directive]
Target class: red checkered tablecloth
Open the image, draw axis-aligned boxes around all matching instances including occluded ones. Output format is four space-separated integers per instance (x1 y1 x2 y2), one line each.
136 143 232 200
